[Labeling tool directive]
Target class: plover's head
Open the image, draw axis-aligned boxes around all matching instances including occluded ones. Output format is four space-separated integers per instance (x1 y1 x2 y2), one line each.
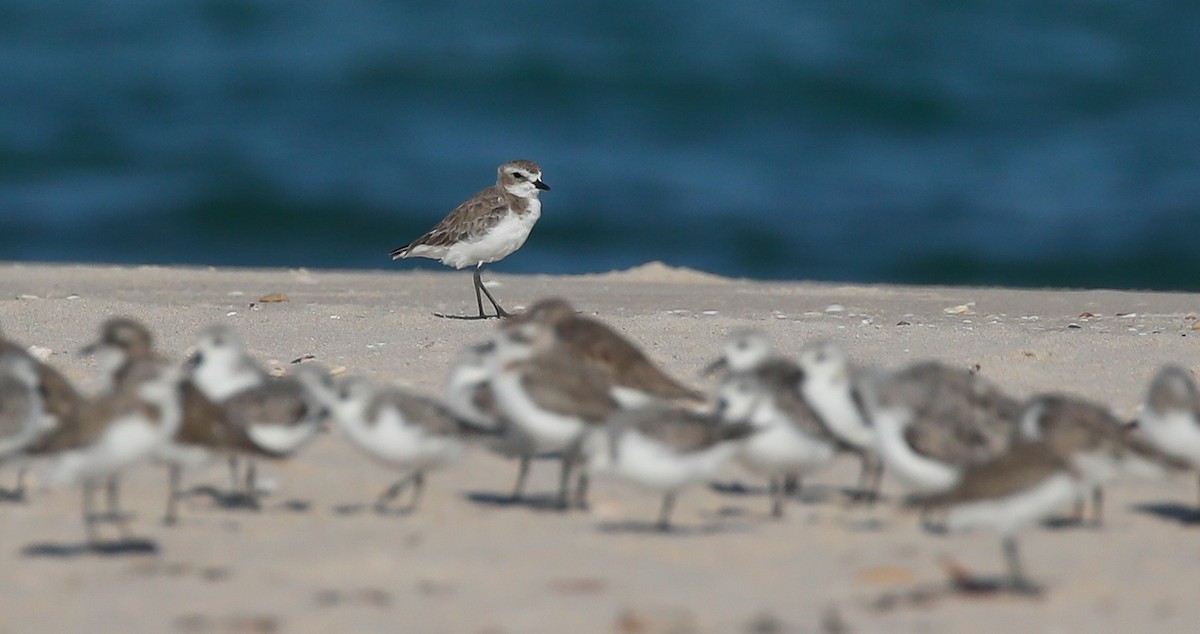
326 376 375 421
82 317 154 371
0 352 40 387
705 329 772 377
522 297 575 326
495 316 556 362
714 372 767 424
187 324 246 371
797 341 850 383
1145 366 1199 418
498 160 549 199
447 341 498 387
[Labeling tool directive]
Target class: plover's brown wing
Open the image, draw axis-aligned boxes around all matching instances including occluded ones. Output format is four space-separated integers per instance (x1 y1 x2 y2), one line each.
565 318 703 402
627 406 754 451
927 442 1072 505
0 339 82 425
174 381 269 455
368 387 466 437
390 187 510 258
518 352 617 424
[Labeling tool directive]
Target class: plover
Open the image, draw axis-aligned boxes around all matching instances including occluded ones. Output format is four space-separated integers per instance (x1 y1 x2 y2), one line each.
442 340 546 502
715 370 839 518
504 297 703 407
795 341 883 500
857 361 1022 496
0 352 55 462
390 160 549 319
490 316 618 509
39 359 185 545
307 375 478 513
701 329 777 378
920 440 1082 594
186 324 329 506
1 328 84 499
82 318 315 523
1135 366 1200 509
1018 393 1181 525
584 404 755 531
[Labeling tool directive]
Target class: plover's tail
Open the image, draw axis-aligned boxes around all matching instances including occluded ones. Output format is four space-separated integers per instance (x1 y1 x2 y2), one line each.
389 244 412 260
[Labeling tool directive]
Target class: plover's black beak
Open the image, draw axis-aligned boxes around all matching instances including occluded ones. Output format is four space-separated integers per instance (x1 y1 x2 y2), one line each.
184 352 203 371
534 179 550 191
700 357 727 378
79 341 100 357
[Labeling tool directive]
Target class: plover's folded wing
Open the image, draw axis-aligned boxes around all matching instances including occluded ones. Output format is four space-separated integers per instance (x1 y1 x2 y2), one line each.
519 354 617 423
391 188 509 257
921 441 1073 506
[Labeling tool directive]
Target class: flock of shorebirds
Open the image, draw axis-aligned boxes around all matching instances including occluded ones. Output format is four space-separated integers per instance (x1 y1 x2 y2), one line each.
3 296 1200 596
3 162 1200 600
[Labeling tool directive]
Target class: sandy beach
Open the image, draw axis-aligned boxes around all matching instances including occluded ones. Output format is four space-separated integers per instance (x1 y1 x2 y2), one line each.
1 261 1198 633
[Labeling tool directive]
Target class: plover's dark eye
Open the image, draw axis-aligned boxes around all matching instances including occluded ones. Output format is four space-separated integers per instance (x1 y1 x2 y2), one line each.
513 172 525 180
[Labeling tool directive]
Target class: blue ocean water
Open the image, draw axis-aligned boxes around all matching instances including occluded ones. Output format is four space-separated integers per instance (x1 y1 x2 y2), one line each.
2 1 1199 289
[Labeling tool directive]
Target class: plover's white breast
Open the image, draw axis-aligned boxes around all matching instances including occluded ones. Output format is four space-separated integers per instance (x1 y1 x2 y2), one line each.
1138 410 1200 465
945 471 1080 537
872 406 960 493
492 372 587 453
802 379 874 450
437 203 541 269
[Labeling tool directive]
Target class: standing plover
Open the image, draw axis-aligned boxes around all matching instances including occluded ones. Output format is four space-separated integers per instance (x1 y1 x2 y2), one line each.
390 160 549 319
921 440 1082 594
490 317 618 509
186 325 329 506
585 404 755 531
307 375 478 513
1 329 84 499
505 297 702 406
1135 366 1200 509
442 340 547 502
0 352 54 462
39 359 185 545
857 361 1022 496
715 370 839 518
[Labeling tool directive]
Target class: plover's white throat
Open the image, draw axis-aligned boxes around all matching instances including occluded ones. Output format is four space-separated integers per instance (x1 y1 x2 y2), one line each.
490 317 618 509
857 361 1022 496
505 297 703 407
715 370 838 518
1135 366 1200 509
921 441 1082 595
308 375 476 513
792 341 883 500
390 160 550 319
585 404 755 531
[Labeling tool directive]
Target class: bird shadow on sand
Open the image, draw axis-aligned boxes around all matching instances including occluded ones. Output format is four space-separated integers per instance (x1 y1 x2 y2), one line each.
22 539 159 558
0 488 27 504
594 520 754 536
463 491 575 512
1132 503 1200 526
865 578 1043 613
707 481 839 505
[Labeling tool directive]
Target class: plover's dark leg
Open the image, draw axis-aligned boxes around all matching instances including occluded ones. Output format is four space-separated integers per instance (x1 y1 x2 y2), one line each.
556 452 577 510
164 464 182 526
783 474 799 497
105 476 121 520
83 481 99 545
656 492 677 532
475 266 510 318
12 466 28 501
227 456 240 492
574 470 590 510
769 477 784 518
1091 486 1104 527
1003 535 1042 594
408 472 426 511
375 473 417 513
510 455 531 502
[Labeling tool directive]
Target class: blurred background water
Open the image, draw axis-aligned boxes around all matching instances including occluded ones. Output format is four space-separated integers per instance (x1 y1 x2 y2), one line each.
2 1 1199 289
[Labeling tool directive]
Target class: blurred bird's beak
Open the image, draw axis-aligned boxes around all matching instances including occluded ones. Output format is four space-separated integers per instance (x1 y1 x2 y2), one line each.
700 357 727 378
534 179 550 191
79 341 99 357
